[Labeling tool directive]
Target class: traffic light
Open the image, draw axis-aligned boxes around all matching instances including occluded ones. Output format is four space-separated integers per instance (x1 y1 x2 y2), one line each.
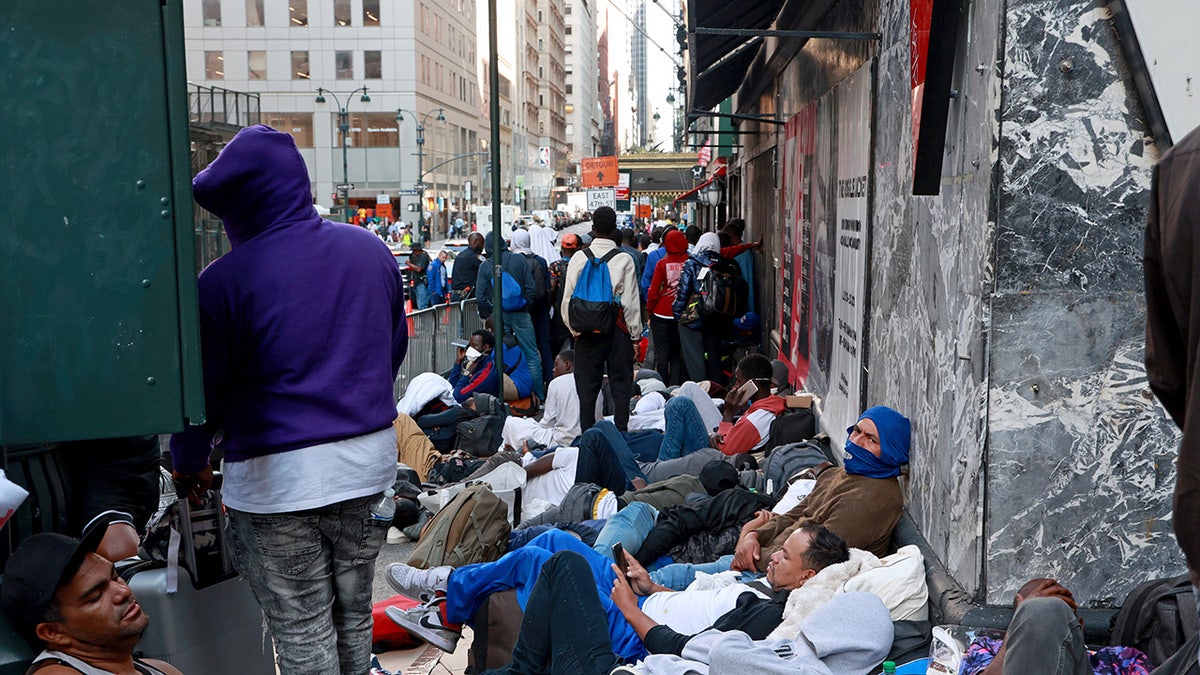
407 203 417 212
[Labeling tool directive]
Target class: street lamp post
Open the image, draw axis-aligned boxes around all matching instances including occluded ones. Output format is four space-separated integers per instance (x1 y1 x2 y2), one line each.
315 86 371 223
396 107 446 245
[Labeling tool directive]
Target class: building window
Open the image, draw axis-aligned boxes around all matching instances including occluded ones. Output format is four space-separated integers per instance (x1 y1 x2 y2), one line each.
345 113 399 147
202 0 221 26
290 0 308 25
334 0 351 26
363 0 380 25
245 0 264 26
565 26 572 35
292 51 310 79
205 51 224 79
335 51 353 79
248 50 267 79
265 112 314 147
365 50 382 79
565 83 572 95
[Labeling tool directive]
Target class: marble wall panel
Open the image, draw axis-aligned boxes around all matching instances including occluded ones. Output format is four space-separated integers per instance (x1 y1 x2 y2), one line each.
986 293 1182 605
863 0 1003 597
985 0 1182 606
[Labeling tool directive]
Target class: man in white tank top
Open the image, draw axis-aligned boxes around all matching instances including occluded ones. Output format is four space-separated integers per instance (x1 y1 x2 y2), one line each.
1 527 182 675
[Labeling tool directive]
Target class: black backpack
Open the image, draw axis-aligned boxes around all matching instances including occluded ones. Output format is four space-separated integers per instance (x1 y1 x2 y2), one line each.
520 252 548 303
455 415 504 458
697 258 747 319
1112 574 1199 667
764 407 818 455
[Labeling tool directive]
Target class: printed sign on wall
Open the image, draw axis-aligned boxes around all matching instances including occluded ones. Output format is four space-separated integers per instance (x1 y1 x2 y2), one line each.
823 66 873 439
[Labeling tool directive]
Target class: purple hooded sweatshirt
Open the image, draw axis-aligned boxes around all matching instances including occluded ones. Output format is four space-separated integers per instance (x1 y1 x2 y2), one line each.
170 125 407 474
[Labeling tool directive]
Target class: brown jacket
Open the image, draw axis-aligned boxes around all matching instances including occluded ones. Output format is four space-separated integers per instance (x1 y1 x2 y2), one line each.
751 467 903 567
1145 125 1200 576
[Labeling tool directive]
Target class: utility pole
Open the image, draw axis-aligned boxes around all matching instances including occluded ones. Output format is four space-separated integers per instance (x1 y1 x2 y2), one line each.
315 86 370 222
397 107 445 246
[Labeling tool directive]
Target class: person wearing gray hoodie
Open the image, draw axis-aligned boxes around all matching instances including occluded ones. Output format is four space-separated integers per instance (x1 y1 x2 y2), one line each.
636 592 894 675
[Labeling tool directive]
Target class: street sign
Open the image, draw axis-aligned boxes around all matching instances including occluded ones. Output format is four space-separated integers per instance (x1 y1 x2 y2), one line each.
336 183 355 190
587 188 616 211
464 180 472 201
581 156 619 187
616 170 632 212
397 188 420 196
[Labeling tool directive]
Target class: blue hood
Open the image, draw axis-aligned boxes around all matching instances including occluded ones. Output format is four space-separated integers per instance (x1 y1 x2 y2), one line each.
192 125 318 247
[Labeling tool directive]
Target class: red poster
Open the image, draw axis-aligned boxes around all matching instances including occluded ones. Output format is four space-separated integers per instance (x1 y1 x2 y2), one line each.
910 0 933 156
779 104 818 389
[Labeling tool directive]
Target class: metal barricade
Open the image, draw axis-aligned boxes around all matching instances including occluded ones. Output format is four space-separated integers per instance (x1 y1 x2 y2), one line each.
393 298 481 401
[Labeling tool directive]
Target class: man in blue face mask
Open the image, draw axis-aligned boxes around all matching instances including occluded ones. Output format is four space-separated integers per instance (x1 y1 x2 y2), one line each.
732 406 911 572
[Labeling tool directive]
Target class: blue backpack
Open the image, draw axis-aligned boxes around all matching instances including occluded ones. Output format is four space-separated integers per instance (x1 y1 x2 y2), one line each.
500 264 527 312
568 249 621 335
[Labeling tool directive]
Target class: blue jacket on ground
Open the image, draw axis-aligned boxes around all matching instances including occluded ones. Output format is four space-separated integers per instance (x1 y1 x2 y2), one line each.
170 125 407 474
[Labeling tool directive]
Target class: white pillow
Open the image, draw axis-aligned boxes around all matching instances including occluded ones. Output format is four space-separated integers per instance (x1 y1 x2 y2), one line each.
842 544 929 621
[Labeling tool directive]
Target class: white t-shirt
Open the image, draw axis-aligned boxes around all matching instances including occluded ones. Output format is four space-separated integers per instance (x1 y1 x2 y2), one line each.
641 583 771 636
221 427 396 514
521 446 580 509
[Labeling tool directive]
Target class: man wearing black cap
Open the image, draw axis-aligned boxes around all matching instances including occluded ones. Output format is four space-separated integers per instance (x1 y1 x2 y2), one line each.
1 527 183 674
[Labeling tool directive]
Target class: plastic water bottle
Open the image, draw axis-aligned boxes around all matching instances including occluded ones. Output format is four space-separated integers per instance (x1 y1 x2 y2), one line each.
370 488 396 523
881 661 896 674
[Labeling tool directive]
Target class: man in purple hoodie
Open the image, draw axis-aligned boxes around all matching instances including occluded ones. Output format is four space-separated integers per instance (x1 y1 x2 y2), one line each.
170 125 408 675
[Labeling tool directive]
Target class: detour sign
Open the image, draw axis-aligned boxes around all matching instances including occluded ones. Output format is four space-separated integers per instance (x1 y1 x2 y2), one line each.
581 156 619 187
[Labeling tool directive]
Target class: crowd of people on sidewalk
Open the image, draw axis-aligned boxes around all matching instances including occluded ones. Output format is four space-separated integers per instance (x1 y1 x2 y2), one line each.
7 125 1198 675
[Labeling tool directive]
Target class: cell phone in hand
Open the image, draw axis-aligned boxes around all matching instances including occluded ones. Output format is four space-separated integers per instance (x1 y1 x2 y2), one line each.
738 380 759 398
612 543 629 577
730 379 757 406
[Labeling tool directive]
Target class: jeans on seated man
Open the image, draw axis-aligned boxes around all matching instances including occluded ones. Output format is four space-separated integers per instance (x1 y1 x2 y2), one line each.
1 527 184 675
383 522 848 661
964 579 1150 675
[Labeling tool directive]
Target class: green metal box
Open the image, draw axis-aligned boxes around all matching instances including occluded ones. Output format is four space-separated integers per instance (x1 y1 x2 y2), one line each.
0 0 205 444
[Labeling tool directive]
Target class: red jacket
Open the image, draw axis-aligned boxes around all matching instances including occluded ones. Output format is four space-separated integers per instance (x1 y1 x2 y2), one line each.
717 395 788 455
647 230 690 318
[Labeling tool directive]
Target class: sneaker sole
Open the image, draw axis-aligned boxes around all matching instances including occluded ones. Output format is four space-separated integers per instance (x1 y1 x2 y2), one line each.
384 606 460 653
384 572 435 604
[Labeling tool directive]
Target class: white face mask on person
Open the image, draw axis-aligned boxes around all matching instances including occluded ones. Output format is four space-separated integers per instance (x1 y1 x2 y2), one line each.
464 347 484 362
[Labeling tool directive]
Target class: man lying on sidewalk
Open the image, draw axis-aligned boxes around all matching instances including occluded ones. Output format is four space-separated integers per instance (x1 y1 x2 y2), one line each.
577 355 787 488
382 522 849 661
1 527 184 675
462 549 891 675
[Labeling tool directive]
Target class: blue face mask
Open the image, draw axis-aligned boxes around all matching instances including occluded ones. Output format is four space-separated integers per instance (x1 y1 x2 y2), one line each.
843 439 902 479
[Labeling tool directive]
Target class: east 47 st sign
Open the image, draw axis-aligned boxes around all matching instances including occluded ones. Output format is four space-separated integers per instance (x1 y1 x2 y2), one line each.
587 188 616 211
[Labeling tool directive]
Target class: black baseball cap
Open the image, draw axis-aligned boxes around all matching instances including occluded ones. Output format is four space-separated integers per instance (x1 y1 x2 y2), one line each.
1 523 107 641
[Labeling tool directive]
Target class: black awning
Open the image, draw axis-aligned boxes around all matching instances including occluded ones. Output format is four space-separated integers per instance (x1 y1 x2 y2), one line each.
691 38 764 112
629 167 699 193
687 0 784 74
